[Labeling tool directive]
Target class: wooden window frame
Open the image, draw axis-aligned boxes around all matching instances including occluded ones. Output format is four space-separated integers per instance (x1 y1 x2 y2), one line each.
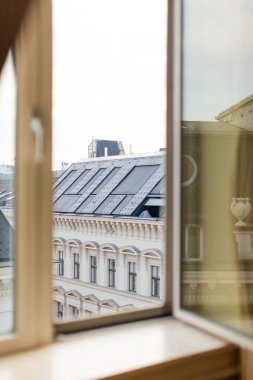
0 0 191 354
55 0 173 335
172 0 253 351
2 0 253 363
0 0 53 355
1 0 253 370
4 0 170 338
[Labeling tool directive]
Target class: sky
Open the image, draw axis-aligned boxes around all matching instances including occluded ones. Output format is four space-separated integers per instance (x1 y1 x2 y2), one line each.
52 0 167 169
0 54 16 166
1 0 253 168
183 0 253 120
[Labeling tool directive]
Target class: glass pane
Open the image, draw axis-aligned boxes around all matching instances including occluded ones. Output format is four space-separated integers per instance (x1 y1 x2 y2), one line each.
181 0 253 335
52 0 167 322
0 53 16 334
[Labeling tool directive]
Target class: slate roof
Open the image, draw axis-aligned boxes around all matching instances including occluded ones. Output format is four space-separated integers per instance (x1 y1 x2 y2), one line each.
0 209 14 262
53 152 165 217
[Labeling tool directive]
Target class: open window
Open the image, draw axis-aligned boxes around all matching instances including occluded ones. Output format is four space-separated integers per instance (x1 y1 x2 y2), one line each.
176 0 253 347
0 0 52 355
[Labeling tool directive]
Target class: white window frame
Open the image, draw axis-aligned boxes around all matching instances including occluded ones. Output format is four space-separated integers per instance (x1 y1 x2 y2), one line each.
58 250 64 276
128 262 137 292
73 252 80 279
151 265 160 298
108 258 116 288
90 255 97 283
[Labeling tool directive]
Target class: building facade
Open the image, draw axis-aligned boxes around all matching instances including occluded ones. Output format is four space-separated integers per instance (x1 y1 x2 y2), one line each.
53 152 165 321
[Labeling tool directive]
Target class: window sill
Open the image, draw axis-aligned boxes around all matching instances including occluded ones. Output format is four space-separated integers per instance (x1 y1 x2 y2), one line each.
0 317 240 379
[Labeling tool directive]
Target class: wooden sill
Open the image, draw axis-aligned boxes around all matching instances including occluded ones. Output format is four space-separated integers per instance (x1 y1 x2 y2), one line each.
0 317 240 380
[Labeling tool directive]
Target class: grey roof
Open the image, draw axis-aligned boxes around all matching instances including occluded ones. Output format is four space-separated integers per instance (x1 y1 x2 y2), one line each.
0 208 14 262
182 121 250 134
53 153 165 217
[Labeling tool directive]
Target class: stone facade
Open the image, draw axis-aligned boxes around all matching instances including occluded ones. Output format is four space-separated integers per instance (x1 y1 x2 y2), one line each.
53 215 164 320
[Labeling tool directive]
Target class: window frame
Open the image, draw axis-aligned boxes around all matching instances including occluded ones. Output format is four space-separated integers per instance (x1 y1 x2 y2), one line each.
70 305 79 319
58 250 64 276
3 0 253 359
73 252 80 279
128 262 137 292
172 0 253 350
54 0 173 335
57 302 63 319
151 265 160 298
90 255 97 283
108 258 116 288
182 224 203 262
0 0 53 355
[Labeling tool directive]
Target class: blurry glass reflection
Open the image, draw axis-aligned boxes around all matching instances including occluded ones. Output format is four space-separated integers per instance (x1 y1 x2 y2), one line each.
181 0 253 334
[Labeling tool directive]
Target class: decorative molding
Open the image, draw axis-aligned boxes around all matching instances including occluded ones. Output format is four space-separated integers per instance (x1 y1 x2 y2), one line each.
53 215 164 241
0 279 13 296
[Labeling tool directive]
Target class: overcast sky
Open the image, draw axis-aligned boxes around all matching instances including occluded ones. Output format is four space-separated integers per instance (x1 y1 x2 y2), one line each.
52 0 167 169
0 54 16 166
183 0 253 120
0 0 253 168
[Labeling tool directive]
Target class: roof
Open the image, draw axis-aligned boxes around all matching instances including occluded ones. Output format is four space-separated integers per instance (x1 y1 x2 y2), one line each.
53 153 165 217
215 93 253 121
0 208 14 262
182 121 249 134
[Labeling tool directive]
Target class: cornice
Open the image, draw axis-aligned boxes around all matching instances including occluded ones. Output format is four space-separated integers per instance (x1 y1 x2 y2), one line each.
53 214 165 241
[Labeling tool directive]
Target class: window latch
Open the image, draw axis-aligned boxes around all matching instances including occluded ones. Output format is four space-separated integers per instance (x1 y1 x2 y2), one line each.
31 116 44 163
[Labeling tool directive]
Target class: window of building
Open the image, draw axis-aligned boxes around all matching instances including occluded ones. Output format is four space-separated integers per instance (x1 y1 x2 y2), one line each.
58 251 64 276
151 265 160 298
90 256 97 283
73 253 80 279
57 302 63 319
182 225 202 261
0 0 53 355
51 0 167 327
3 2 253 376
69 305 79 319
178 0 253 344
108 259 116 288
128 262 136 292
83 309 93 316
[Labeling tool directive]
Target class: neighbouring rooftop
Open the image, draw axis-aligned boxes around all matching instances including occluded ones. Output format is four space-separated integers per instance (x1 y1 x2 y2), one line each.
53 152 165 218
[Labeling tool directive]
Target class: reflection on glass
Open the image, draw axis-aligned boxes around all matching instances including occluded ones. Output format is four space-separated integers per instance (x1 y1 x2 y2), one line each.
182 0 253 334
52 0 167 322
0 53 16 334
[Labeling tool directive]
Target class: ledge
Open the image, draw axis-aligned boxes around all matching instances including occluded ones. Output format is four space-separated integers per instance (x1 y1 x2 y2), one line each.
0 317 240 379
